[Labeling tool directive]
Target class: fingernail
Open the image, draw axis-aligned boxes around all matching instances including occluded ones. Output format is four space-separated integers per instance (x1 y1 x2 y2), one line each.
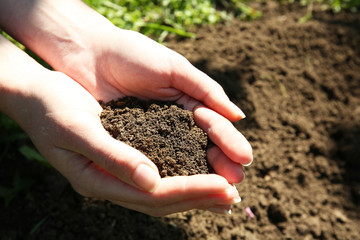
208 207 232 215
233 196 242 204
231 184 242 204
239 110 246 119
132 164 160 192
243 156 254 167
223 184 241 205
231 102 246 119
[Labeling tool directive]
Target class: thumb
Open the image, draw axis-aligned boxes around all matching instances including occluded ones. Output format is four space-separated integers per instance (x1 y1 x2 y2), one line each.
66 117 161 192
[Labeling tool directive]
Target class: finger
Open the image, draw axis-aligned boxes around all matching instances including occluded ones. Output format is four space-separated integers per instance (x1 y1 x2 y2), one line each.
195 105 253 165
58 152 240 206
177 96 253 165
112 189 238 217
56 113 161 193
51 148 156 200
83 132 161 192
152 175 237 202
207 146 245 184
169 54 245 122
57 150 242 216
90 170 238 206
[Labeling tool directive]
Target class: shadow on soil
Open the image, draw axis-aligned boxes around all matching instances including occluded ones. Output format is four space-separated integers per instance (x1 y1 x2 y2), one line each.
192 58 257 130
330 123 360 208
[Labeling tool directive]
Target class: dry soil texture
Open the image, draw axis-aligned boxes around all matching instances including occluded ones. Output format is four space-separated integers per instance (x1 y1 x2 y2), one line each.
100 97 212 177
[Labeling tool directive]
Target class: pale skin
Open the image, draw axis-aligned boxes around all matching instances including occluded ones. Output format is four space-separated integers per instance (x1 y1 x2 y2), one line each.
0 0 253 216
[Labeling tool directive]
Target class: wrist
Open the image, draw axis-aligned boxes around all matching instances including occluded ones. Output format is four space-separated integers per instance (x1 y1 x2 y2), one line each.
0 0 114 70
0 35 48 128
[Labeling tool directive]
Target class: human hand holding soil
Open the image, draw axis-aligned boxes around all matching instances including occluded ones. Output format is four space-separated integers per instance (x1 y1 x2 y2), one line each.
1 0 252 168
0 35 242 216
0 0 253 215
66 28 253 181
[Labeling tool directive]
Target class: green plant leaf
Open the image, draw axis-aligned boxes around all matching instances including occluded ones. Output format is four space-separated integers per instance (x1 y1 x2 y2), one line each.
145 23 196 38
82 0 263 40
0 113 21 131
29 217 48 235
19 145 52 168
299 12 313 22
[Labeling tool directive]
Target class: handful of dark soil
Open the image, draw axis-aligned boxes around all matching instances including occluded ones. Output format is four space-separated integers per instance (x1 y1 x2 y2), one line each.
100 97 213 177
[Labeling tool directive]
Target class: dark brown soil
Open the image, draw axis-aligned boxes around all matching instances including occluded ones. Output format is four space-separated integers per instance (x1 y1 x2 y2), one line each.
0 1 359 240
99 97 212 177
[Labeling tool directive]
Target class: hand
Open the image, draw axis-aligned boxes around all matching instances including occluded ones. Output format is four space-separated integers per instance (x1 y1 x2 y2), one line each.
0 0 252 215
57 28 253 182
1 0 252 182
5 66 240 216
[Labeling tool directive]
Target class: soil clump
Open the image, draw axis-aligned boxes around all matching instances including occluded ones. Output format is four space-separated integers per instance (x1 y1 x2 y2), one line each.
100 97 212 177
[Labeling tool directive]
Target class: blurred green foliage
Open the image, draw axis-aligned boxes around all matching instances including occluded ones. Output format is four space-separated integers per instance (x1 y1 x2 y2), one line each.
82 0 261 40
0 113 20 132
19 145 53 169
278 0 360 12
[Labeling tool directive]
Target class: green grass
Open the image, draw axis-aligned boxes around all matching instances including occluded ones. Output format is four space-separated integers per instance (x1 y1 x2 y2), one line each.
82 0 262 41
82 0 359 39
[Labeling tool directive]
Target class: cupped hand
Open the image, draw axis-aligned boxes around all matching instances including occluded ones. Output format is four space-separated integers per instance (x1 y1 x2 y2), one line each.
54 28 253 182
16 70 240 216
1 0 251 216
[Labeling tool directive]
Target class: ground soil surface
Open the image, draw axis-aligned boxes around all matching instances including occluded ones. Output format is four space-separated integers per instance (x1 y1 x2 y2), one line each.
1 1 359 240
